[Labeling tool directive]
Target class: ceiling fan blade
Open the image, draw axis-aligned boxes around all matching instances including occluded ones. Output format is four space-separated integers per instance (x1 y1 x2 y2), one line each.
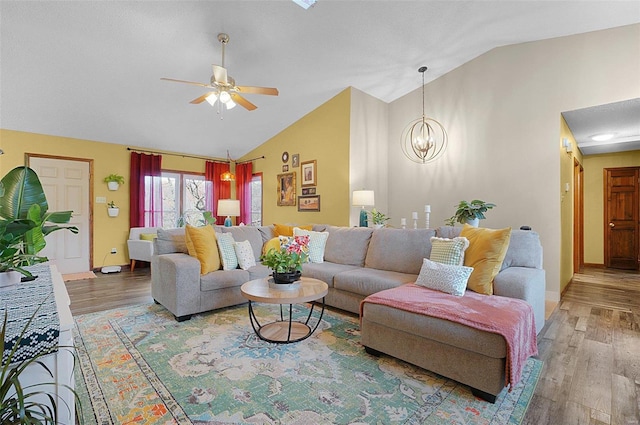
190 91 216 104
231 93 257 111
212 65 228 84
237 86 279 96
161 77 210 88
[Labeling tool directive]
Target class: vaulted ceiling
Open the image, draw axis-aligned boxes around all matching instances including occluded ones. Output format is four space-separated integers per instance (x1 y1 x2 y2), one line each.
2 1 639 159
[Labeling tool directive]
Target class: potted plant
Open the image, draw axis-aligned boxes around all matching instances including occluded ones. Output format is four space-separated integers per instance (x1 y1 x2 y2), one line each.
368 208 390 229
107 201 119 217
260 235 309 284
445 199 496 227
0 166 78 282
103 174 125 191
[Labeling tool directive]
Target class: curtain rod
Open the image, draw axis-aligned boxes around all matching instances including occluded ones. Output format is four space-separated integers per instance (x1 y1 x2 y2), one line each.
126 147 265 164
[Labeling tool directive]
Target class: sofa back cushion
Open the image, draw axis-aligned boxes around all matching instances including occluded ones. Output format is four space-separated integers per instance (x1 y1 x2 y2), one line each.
221 226 264 262
155 228 188 254
365 228 436 274
324 226 374 266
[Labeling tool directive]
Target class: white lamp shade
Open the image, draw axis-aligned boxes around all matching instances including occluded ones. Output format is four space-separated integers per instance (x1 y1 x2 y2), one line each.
217 199 240 216
352 190 375 207
205 92 218 106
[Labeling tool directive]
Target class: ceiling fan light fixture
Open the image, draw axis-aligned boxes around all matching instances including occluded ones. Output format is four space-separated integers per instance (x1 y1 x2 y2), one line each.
219 90 231 103
205 92 218 106
225 98 236 109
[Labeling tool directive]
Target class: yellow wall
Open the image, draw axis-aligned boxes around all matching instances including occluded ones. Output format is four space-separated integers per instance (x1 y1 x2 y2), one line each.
0 129 212 267
242 89 351 226
583 150 640 265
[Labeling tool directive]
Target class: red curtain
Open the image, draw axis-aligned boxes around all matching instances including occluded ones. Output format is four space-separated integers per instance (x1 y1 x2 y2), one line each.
130 152 163 228
205 161 230 225
235 162 253 225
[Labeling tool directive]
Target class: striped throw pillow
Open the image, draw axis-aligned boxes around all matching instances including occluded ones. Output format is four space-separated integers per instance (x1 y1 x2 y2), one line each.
293 227 329 263
429 236 469 266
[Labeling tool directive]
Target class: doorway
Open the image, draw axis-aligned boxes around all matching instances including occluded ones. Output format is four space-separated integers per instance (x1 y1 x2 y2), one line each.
604 167 639 270
573 159 584 272
27 155 93 273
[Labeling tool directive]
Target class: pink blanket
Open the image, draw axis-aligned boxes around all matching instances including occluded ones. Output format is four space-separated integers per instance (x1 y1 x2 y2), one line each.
360 284 538 390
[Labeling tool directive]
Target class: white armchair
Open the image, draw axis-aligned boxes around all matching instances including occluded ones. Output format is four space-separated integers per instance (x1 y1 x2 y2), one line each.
127 227 158 271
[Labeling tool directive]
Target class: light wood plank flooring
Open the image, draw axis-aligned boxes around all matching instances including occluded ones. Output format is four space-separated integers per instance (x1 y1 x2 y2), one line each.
65 266 640 424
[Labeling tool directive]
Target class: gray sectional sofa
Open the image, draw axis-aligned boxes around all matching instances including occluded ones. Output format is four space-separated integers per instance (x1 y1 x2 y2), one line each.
151 224 545 332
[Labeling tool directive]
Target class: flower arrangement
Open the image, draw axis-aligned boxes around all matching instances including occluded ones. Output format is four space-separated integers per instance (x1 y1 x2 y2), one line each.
261 235 310 273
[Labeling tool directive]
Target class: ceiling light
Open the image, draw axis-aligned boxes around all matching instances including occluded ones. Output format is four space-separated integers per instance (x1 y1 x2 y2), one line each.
591 133 615 142
219 91 231 103
221 150 236 182
225 98 236 109
401 67 447 164
205 92 218 106
292 0 317 9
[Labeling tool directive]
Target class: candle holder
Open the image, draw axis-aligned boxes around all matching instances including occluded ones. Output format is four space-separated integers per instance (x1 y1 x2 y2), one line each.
425 212 430 229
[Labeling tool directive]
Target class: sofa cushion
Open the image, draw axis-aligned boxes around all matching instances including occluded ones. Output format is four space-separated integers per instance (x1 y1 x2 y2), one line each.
248 264 272 281
200 269 249 291
273 223 312 236
365 228 436 275
500 230 543 270
221 226 264 262
429 236 469 266
415 258 473 297
256 225 275 245
234 240 256 270
262 237 281 256
333 268 416 297
301 262 361 288
461 224 512 295
155 228 188 254
294 227 329 263
216 232 238 271
185 224 221 274
324 226 374 267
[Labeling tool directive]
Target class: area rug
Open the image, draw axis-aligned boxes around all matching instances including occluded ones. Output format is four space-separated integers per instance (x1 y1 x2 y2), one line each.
62 271 97 281
73 303 542 425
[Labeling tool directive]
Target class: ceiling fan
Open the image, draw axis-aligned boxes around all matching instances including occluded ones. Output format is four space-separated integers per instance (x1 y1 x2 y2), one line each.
161 33 278 112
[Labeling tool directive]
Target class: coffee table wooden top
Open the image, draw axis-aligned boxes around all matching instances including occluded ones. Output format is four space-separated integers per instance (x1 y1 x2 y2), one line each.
241 277 328 304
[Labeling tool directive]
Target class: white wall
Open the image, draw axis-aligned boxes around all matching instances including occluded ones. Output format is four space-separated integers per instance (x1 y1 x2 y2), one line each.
349 88 389 226
386 24 640 301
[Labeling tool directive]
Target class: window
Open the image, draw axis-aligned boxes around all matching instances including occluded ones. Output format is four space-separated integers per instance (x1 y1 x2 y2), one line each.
250 173 262 226
161 171 209 228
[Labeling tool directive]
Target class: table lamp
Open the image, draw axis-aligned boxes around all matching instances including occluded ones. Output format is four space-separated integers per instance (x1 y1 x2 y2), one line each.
352 190 375 227
217 199 240 227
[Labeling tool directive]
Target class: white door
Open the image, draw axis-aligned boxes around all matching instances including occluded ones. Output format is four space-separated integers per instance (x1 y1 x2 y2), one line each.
29 157 91 274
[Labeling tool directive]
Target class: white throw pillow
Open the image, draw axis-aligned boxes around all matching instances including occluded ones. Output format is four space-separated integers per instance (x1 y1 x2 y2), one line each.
215 232 238 270
430 236 469 266
234 240 256 270
293 227 329 263
415 258 473 297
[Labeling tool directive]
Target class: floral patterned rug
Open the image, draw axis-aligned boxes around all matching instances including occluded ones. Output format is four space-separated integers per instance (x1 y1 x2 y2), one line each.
74 303 542 424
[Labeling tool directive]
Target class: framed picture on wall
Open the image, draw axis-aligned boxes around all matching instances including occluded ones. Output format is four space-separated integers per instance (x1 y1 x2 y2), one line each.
292 154 300 167
301 160 317 187
301 187 316 195
298 195 320 212
277 172 297 206
282 165 289 172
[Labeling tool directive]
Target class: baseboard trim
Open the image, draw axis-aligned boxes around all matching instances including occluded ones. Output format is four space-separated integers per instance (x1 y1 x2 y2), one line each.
583 263 605 268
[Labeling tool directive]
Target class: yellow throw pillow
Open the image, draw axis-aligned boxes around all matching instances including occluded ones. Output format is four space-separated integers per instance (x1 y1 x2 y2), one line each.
460 224 512 295
273 223 312 237
262 237 281 255
139 233 157 241
185 224 221 274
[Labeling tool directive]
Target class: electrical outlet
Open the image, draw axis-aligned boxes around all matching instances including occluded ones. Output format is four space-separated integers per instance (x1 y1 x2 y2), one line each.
110 248 117 254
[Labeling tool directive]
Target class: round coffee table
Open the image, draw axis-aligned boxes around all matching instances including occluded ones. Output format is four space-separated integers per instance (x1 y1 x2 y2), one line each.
240 277 328 344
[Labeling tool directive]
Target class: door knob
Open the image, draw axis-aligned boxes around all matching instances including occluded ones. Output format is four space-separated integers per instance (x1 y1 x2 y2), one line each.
609 222 615 228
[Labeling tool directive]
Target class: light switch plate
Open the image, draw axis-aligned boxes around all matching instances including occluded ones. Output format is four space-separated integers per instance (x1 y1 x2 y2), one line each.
96 196 107 204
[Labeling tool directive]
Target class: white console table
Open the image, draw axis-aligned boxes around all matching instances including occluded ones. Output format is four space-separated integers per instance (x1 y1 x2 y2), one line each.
1 264 75 424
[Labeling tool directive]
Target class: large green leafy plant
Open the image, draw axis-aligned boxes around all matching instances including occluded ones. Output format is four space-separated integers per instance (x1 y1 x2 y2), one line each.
445 199 496 226
0 166 78 277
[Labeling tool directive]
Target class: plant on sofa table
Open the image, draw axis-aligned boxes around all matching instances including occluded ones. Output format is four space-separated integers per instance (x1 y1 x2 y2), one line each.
260 235 310 282
445 199 496 226
368 208 390 227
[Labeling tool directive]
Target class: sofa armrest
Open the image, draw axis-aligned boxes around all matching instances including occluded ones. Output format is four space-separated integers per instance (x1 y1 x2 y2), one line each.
151 253 201 318
493 267 546 334
127 239 155 262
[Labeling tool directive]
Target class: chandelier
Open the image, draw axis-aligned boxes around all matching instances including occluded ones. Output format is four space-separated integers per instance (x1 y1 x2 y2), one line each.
401 66 447 164
221 150 236 181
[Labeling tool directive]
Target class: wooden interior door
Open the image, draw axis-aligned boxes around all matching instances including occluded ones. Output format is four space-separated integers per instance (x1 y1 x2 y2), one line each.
28 155 93 274
604 167 639 270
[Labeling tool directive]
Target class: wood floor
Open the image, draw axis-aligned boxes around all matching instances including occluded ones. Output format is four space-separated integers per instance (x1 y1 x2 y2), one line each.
64 266 640 424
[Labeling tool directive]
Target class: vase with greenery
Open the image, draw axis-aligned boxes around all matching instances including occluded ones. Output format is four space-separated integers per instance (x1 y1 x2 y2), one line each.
1 302 81 424
104 174 124 191
368 208 390 228
0 166 78 280
445 199 496 227
260 235 309 283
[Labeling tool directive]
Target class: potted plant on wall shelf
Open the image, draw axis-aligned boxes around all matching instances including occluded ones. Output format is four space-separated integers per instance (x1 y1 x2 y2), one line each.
107 201 119 218
104 174 125 191
445 199 496 227
368 208 390 229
